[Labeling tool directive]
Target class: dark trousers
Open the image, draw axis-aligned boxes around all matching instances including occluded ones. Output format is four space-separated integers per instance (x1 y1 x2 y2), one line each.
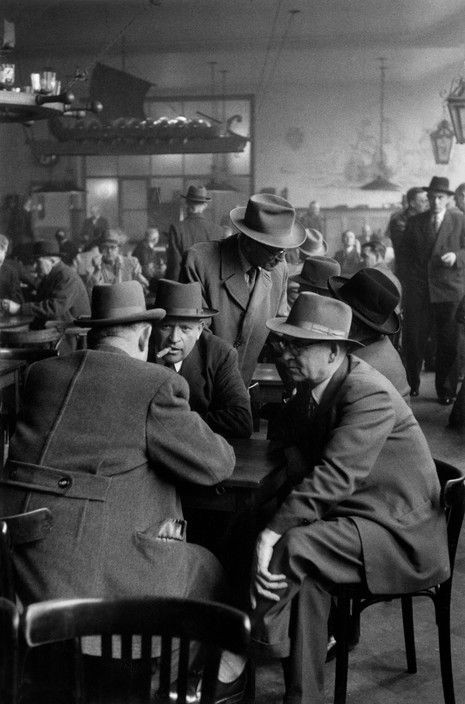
252 518 364 704
433 301 459 397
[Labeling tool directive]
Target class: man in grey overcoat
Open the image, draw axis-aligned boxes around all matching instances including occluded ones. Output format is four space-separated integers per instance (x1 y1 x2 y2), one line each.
0 280 236 606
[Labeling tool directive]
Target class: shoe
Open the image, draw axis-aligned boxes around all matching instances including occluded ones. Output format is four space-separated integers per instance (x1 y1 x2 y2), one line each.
409 389 419 397
213 663 249 704
325 635 358 663
154 674 202 704
438 396 453 406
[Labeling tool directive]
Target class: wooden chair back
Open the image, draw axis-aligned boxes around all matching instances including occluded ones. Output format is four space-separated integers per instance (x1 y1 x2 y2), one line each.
0 598 19 704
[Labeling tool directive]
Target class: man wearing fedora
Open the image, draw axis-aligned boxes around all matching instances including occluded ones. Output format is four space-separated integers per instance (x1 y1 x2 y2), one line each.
328 268 410 400
288 254 339 307
0 280 235 607
181 193 306 386
85 230 149 296
0 239 90 326
166 184 224 281
403 176 465 403
151 279 252 439
248 292 448 704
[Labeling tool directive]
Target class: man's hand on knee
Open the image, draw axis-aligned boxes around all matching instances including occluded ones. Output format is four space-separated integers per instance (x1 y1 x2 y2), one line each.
252 528 288 607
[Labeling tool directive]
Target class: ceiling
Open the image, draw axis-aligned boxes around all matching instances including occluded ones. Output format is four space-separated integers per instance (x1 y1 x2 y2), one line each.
3 0 465 86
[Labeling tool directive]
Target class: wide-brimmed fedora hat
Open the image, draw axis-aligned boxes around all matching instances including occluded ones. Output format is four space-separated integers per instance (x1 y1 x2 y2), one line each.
181 185 211 202
328 268 400 334
291 256 341 289
267 291 359 344
155 279 217 319
34 240 60 258
75 281 165 327
230 193 306 249
423 176 454 196
299 228 328 257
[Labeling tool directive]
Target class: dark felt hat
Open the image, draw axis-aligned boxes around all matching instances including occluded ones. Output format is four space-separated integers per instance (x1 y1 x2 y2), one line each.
267 291 359 344
75 281 165 327
230 193 306 250
291 256 341 289
328 268 400 334
423 176 454 196
155 279 217 319
181 185 211 202
34 240 60 258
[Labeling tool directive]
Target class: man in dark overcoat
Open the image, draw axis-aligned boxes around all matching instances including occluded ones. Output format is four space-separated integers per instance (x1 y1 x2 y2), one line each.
403 176 465 403
249 292 449 704
151 279 252 439
166 185 224 281
0 239 90 326
0 280 236 606
181 193 306 386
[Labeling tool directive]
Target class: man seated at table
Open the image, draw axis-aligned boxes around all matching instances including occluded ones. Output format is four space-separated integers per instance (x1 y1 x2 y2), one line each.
0 281 235 608
287 255 340 307
85 230 149 295
0 233 23 304
151 278 252 439
247 292 449 704
0 239 90 327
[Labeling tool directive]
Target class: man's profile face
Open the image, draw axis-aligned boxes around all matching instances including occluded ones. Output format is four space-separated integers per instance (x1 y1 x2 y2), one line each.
100 243 119 264
360 247 377 268
154 318 203 364
412 192 428 213
36 257 54 277
427 190 449 214
146 229 159 248
242 236 286 270
281 338 335 386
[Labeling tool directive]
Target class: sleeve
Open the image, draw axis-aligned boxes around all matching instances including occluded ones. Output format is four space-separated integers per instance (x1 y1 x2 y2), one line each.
21 269 80 321
146 372 236 485
165 224 183 281
7 266 24 304
180 248 209 306
454 213 465 270
205 347 253 438
268 384 396 534
276 265 289 317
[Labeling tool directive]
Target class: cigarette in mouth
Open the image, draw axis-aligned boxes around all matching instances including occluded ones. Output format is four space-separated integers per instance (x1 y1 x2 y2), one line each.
156 347 172 359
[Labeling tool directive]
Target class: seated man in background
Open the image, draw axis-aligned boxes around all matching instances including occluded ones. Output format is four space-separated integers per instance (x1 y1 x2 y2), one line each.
328 267 409 400
0 233 23 304
360 239 402 300
333 229 361 276
288 255 340 306
85 230 149 295
250 292 449 704
0 281 235 606
132 226 167 287
54 228 79 267
1 239 90 326
151 278 252 439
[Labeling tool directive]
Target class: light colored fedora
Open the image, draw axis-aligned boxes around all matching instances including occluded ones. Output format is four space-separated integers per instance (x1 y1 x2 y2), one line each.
267 291 359 344
328 268 400 334
75 281 165 327
230 193 306 249
291 256 341 289
181 185 211 202
155 279 217 319
299 228 328 257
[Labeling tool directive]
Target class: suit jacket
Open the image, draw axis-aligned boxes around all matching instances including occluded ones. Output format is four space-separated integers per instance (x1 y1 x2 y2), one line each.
80 215 109 244
181 234 289 386
354 336 410 401
0 260 23 303
21 261 90 324
404 209 465 302
268 355 449 594
179 330 252 438
0 347 235 603
166 213 224 280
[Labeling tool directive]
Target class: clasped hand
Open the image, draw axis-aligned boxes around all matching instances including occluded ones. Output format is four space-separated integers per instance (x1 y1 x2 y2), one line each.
440 251 456 268
1 299 20 315
251 528 287 609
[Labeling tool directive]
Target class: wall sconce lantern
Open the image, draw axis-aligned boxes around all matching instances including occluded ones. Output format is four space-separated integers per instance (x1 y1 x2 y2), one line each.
430 119 455 164
447 77 465 143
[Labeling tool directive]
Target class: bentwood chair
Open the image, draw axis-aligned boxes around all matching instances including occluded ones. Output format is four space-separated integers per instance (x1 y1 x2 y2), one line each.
332 459 465 704
22 597 251 704
0 597 20 704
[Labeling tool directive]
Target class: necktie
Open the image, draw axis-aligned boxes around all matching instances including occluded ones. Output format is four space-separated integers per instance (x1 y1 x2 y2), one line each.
433 215 441 233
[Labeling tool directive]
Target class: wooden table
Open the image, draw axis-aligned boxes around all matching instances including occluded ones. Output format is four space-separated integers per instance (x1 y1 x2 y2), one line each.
0 315 34 330
250 363 285 431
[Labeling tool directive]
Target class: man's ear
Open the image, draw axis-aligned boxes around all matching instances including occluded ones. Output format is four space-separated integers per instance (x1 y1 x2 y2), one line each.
138 323 152 352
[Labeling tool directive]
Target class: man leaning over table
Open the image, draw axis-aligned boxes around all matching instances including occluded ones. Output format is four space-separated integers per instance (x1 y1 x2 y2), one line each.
151 278 252 439
244 292 449 704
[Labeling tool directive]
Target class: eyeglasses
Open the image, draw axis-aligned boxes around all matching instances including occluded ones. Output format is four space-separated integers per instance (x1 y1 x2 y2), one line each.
257 241 286 258
268 336 314 357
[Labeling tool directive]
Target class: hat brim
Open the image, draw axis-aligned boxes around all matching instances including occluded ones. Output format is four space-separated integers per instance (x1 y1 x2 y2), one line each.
300 240 328 256
266 317 361 345
181 195 211 202
423 186 454 196
289 274 329 289
163 307 218 320
74 308 166 327
328 276 400 335
230 206 306 249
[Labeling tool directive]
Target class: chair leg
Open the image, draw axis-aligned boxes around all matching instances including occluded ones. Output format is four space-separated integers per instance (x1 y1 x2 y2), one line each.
401 596 417 673
436 585 455 704
334 594 351 704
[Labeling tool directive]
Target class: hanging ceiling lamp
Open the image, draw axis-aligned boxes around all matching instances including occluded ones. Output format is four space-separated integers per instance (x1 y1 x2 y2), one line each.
430 117 455 165
446 64 465 143
361 57 400 191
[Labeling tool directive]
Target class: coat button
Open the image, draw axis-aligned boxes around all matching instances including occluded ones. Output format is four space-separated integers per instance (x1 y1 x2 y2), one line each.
58 477 72 489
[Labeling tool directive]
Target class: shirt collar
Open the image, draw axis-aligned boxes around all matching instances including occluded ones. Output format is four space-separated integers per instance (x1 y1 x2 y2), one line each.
311 374 333 405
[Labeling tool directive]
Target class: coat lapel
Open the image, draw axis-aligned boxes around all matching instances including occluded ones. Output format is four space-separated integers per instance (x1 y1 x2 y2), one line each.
432 210 452 256
220 236 250 311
